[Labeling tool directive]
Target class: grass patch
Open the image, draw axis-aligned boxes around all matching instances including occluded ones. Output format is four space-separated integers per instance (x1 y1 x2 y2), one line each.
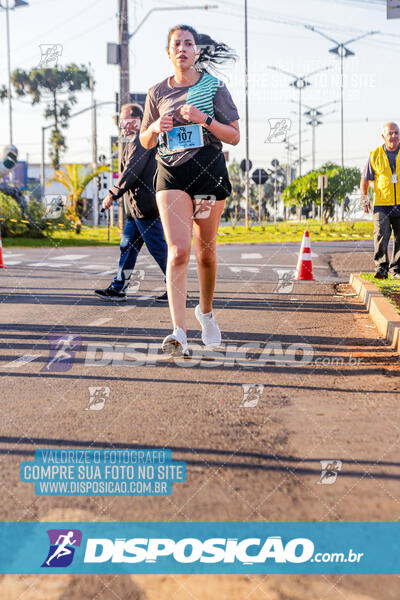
216 221 373 244
3 220 374 247
360 272 400 314
3 226 121 247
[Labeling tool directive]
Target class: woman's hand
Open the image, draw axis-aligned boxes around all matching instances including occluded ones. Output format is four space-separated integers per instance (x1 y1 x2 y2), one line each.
152 115 174 134
177 104 205 124
102 195 113 210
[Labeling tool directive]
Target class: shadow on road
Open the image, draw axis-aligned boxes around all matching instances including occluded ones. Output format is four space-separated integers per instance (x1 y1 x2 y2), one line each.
1 436 399 480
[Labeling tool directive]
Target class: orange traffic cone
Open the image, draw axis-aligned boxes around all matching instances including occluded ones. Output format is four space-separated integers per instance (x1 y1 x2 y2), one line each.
295 230 315 281
0 225 5 268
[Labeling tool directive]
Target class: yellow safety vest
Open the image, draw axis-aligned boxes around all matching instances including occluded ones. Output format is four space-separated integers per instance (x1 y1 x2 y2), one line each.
370 145 400 206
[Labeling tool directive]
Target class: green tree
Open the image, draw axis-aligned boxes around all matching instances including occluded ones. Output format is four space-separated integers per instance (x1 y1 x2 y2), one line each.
1 64 90 169
48 164 109 233
282 163 361 223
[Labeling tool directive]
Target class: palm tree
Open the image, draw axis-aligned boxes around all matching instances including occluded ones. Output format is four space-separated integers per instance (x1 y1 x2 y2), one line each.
48 163 109 233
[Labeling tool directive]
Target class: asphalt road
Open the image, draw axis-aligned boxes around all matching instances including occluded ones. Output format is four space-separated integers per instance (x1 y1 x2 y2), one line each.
0 241 399 599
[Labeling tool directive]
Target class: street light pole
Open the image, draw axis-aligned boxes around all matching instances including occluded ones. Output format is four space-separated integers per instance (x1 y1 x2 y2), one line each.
89 64 99 226
304 26 378 219
302 100 338 170
244 0 250 228
5 0 12 146
117 0 130 232
0 0 29 180
268 65 331 178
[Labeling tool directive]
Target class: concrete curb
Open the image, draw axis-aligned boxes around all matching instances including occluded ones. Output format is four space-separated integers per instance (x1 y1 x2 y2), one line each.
349 273 400 353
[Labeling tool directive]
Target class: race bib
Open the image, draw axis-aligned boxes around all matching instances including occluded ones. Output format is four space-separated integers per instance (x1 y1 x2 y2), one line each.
166 125 204 153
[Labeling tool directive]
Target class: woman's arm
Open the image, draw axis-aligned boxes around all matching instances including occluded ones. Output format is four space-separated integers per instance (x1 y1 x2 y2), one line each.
205 118 240 146
178 104 240 146
140 115 174 149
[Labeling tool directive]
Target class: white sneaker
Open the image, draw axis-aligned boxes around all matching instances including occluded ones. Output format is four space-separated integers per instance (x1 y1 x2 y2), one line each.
162 327 189 357
195 304 221 347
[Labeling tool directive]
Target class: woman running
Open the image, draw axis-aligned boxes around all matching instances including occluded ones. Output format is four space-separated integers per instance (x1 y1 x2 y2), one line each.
140 24 239 356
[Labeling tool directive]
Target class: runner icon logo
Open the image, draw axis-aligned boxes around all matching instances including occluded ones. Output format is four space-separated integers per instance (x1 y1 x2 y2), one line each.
38 44 63 68
193 195 216 219
44 194 66 219
41 529 82 568
265 118 291 143
85 386 110 411
317 460 342 485
240 384 264 408
42 334 82 373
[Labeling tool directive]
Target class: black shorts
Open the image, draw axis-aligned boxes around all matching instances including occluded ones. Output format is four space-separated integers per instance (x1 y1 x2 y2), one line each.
154 145 232 201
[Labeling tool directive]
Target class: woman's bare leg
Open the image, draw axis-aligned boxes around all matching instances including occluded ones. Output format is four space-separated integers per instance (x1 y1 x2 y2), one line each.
193 200 225 313
156 189 193 332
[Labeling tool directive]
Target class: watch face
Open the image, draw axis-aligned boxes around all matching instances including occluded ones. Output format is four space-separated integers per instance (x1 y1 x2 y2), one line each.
205 116 212 126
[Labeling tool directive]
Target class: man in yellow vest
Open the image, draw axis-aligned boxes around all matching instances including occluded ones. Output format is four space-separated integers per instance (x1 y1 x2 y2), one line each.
361 122 400 279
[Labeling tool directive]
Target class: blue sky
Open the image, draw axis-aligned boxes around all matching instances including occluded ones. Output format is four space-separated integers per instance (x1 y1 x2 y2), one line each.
1 0 399 174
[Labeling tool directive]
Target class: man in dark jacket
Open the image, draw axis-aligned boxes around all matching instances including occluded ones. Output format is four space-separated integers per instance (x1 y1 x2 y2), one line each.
95 103 167 302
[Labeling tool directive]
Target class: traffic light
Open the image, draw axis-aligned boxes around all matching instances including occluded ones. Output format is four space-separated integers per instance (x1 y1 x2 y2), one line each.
0 145 18 178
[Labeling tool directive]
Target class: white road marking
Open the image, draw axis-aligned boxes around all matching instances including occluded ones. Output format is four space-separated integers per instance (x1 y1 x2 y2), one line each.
88 318 112 327
3 253 24 257
241 253 262 259
229 266 260 273
98 269 117 276
224 263 330 270
50 254 88 261
117 306 136 312
80 264 113 270
3 260 21 265
28 262 72 267
3 354 41 368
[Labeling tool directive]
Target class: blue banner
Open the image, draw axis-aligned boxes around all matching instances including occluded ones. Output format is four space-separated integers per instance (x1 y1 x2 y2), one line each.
0 522 399 574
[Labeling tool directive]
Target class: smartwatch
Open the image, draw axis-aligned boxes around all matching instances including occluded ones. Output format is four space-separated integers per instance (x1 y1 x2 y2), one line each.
203 115 213 127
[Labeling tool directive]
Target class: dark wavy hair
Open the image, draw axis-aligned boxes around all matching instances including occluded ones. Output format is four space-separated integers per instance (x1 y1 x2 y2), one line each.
167 25 238 74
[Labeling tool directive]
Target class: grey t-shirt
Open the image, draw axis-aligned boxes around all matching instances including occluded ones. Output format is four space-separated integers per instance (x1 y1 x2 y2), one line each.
141 70 239 167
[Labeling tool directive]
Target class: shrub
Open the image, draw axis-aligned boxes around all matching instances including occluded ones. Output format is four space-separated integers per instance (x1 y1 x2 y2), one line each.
0 192 27 236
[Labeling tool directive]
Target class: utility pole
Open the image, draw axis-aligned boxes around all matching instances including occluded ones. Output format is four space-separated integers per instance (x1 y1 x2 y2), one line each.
89 64 98 226
303 100 338 170
305 25 377 220
5 0 12 146
244 0 250 228
0 0 29 180
118 0 130 232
